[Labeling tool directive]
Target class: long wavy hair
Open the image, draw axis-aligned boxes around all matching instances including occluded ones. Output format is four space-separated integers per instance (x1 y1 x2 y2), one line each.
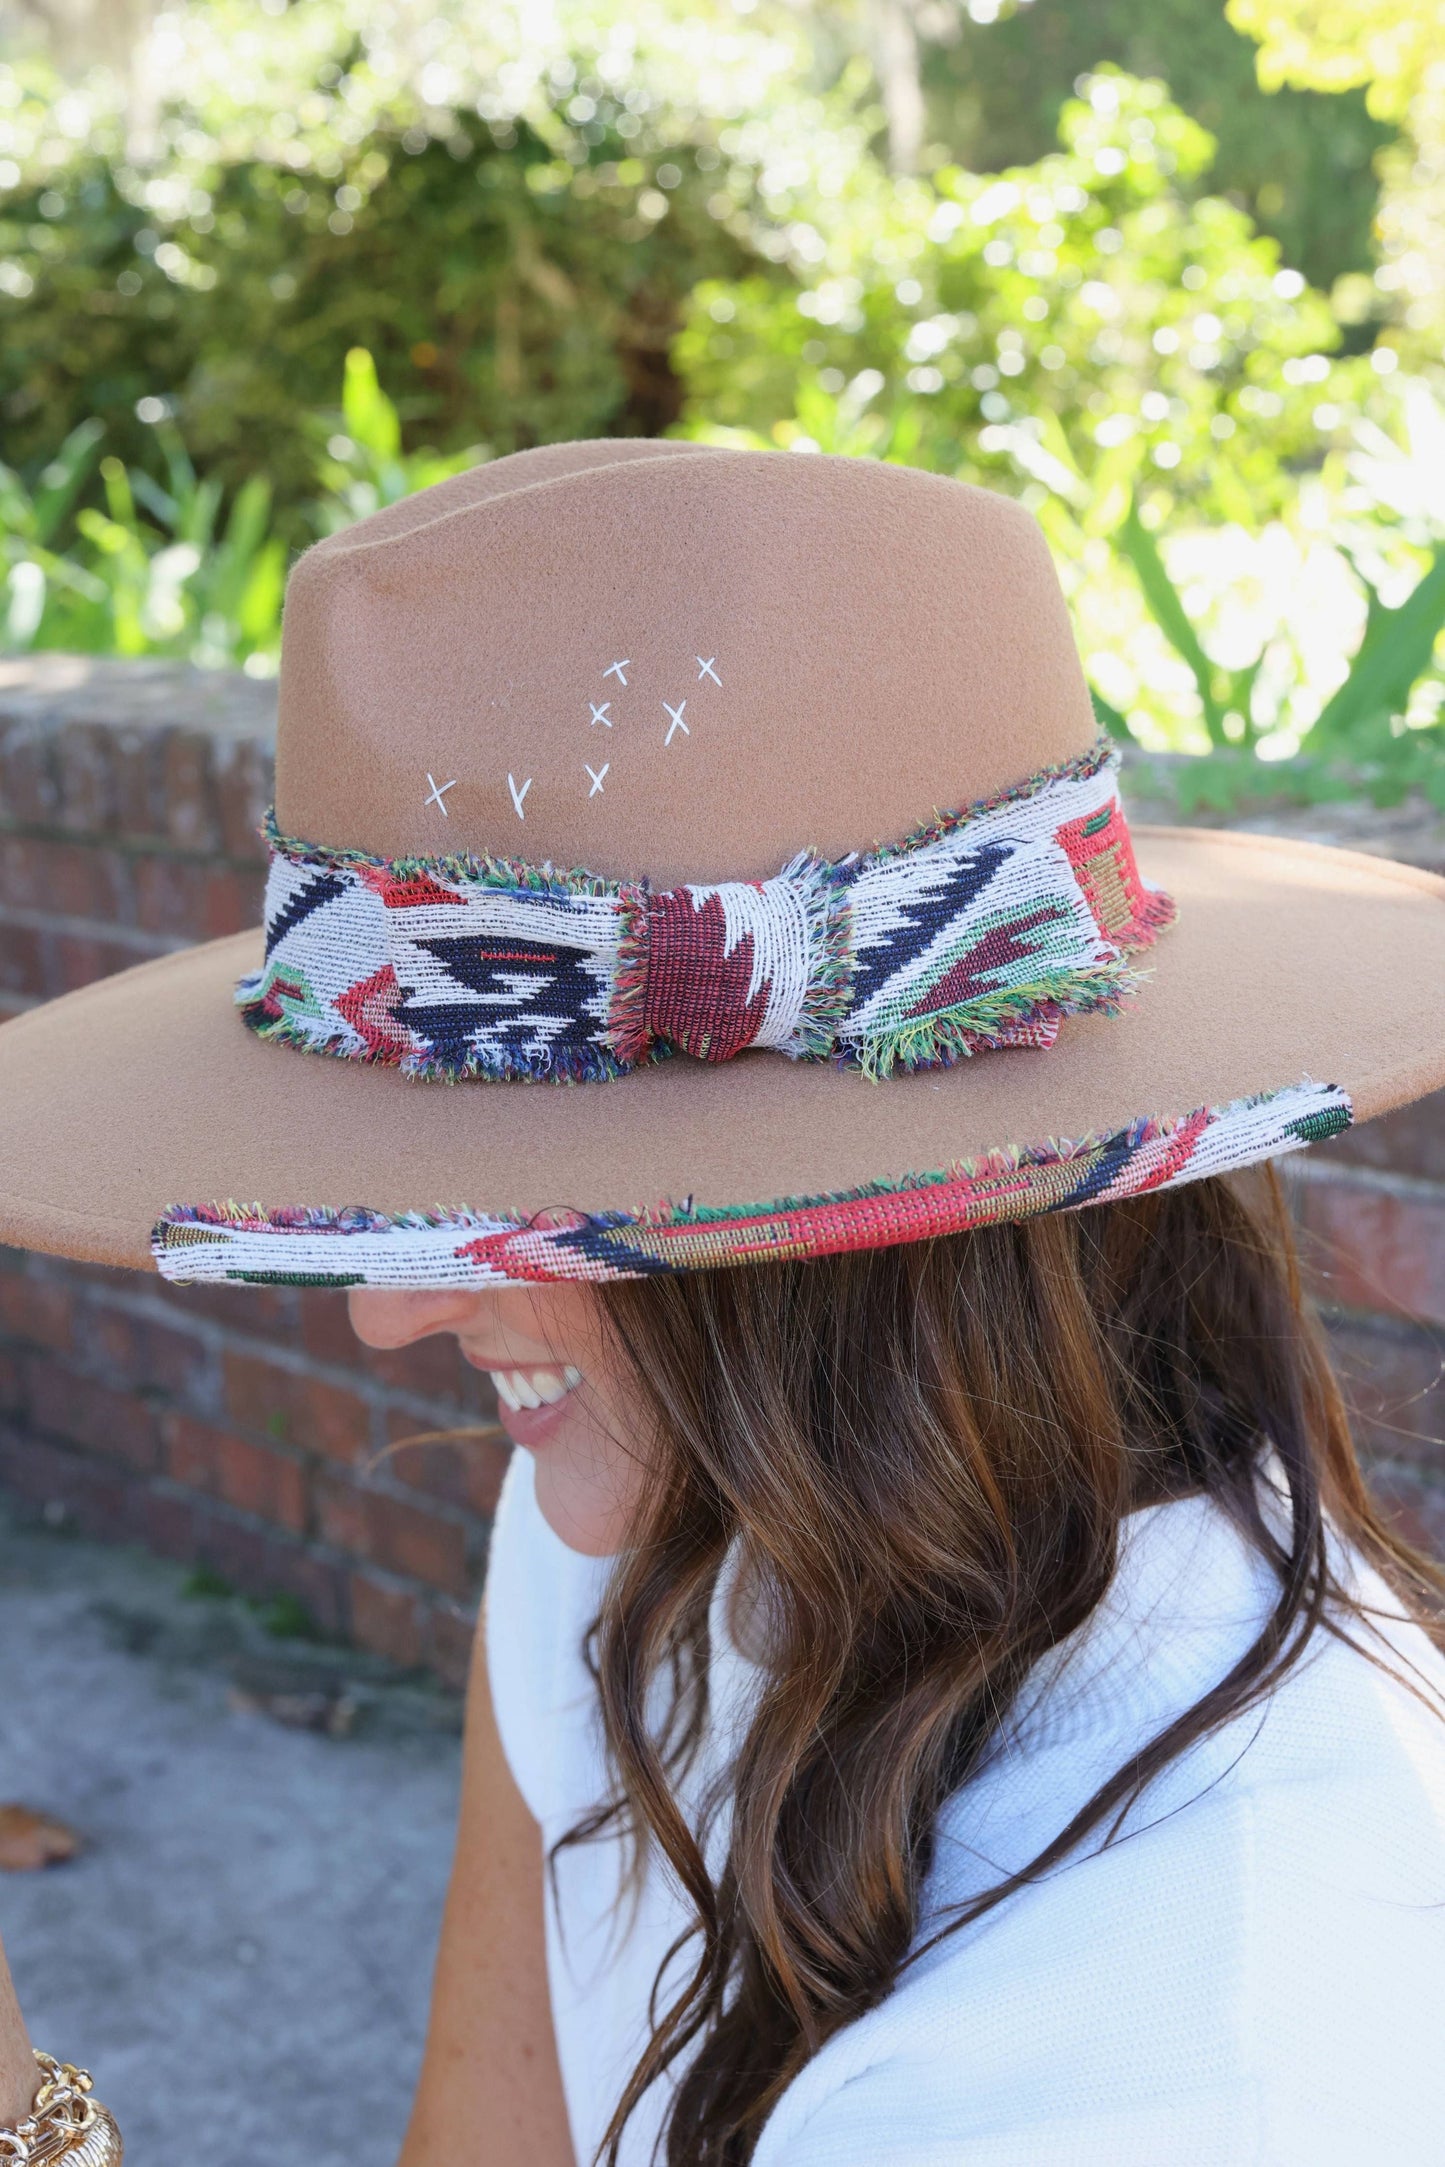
556 1168 1441 2166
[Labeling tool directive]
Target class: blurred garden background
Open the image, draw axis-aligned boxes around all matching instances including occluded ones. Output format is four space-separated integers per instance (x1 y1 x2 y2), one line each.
0 0 1442 810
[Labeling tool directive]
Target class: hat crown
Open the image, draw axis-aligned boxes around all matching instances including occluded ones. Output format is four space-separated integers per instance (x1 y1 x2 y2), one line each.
275 442 1096 886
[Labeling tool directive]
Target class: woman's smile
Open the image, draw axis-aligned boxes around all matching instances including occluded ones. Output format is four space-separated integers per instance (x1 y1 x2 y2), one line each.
474 1362 585 1448
347 1286 648 1555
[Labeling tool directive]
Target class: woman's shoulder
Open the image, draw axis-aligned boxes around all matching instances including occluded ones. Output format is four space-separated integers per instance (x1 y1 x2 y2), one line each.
759 1724 1445 2167
755 1500 1445 2167
484 1447 614 1826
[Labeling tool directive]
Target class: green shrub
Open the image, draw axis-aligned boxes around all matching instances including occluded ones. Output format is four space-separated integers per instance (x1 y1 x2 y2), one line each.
0 8 1438 805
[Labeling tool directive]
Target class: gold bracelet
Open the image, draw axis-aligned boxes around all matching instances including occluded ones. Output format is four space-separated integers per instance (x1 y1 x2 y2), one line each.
0 2053 122 2165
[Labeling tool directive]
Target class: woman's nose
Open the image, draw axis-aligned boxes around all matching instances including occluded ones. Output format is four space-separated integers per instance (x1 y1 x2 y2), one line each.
346 1287 474 1348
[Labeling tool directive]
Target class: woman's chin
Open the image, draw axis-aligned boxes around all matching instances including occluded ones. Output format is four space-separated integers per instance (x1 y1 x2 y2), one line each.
530 1455 629 1558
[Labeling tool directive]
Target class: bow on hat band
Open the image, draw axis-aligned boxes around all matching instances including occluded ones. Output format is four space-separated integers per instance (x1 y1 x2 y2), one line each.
237 736 1175 1085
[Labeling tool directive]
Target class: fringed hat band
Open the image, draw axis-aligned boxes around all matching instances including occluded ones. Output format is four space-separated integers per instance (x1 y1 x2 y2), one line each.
240 736 1175 1086
151 1082 1353 1288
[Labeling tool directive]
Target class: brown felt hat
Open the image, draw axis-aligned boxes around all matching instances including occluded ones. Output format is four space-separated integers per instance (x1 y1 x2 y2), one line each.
1 439 1443 1290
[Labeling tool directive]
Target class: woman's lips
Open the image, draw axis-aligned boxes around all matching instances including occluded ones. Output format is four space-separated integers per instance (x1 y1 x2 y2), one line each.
475 1364 583 1450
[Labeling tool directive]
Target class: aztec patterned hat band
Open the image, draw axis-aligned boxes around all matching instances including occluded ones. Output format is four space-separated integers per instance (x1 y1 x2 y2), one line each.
240 735 1176 1087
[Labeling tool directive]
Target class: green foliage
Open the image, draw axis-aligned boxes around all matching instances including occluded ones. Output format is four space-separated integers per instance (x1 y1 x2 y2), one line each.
180 1564 235 1600
0 4 1438 808
178 1563 322 1642
1 412 286 665
925 0 1393 298
251 1590 324 1643
677 71 1368 528
0 12 765 535
0 346 474 667
310 347 483 535
1109 497 1445 807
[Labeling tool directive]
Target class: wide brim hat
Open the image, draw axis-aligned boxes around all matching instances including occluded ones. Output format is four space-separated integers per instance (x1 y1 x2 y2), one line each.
2 439 1443 1290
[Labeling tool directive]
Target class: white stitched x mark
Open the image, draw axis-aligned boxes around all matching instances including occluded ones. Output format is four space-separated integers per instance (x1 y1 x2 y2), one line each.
424 772 457 815
589 701 612 728
585 762 609 797
697 657 720 685
663 698 689 744
508 773 532 821
603 659 630 686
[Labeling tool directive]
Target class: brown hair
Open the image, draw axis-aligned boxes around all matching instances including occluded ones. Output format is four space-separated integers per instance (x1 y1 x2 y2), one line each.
558 1169 1441 2166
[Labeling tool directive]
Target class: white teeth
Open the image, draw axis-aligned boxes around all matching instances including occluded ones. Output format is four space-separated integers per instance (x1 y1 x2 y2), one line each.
488 1366 583 1413
530 1368 578 1406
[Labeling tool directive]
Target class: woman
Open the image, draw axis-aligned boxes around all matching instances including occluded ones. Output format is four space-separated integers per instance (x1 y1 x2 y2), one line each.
0 441 1443 2166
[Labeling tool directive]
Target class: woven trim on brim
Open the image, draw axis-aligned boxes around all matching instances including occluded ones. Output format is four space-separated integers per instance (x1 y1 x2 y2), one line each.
237 733 1176 1084
150 1078 1350 1289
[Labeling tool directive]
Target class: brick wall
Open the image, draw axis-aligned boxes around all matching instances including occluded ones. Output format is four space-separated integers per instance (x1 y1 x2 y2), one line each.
1288 1096 1445 1556
1 655 1443 1685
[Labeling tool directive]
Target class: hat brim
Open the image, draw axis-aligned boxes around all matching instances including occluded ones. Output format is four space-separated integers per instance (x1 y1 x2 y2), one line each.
1 827 1442 1276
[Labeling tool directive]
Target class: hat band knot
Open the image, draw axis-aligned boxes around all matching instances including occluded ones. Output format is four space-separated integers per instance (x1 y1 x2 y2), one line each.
237 734 1175 1085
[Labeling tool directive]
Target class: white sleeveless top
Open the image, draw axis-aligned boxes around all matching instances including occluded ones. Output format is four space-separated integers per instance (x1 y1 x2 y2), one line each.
487 1449 1445 2166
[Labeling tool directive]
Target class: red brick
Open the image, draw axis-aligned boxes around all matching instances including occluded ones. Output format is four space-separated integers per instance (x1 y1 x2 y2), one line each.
297 1291 360 1367
215 865 264 937
213 738 273 860
131 854 205 937
47 928 163 995
163 1412 310 1533
160 731 220 852
1296 1177 1445 1330
0 726 59 823
0 1422 139 1539
0 920 44 998
25 1357 161 1470
266 1542 348 1639
349 1571 426 1668
52 721 117 834
424 1601 478 1692
314 1475 471 1597
0 834 134 921
367 1331 476 1400
382 1414 510 1518
153 1276 294 1334
0 1272 73 1354
131 855 258 941
169 1499 346 1636
79 1304 211 1401
1325 1317 1445 1467
139 1485 201 1563
1364 1460 1445 1561
48 1256 136 1297
1329 1090 1445 1185
109 729 165 841
223 1349 370 1462
0 835 37 903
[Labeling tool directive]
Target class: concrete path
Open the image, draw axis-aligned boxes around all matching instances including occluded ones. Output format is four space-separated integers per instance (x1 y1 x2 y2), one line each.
0 1505 464 2164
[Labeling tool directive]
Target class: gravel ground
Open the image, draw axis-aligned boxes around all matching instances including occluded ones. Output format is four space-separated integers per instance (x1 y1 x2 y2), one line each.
0 1504 464 2164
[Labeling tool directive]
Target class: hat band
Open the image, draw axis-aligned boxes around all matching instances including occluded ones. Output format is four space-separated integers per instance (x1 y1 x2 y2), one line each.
151 1080 1353 1288
238 735 1174 1085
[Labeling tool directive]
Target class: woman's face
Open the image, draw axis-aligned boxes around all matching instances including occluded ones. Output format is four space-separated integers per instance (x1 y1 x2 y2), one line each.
347 1286 648 1557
